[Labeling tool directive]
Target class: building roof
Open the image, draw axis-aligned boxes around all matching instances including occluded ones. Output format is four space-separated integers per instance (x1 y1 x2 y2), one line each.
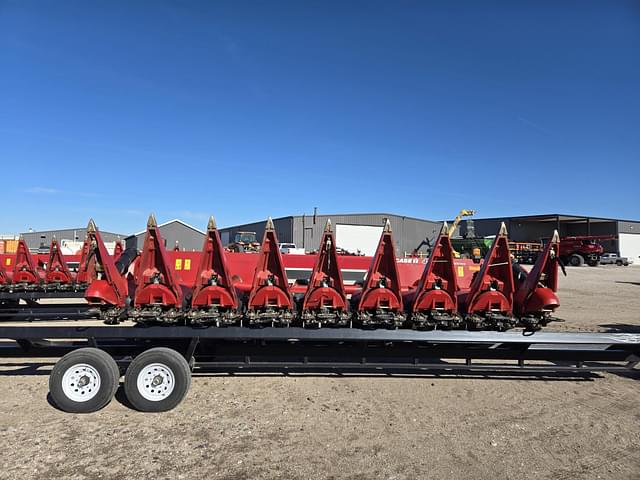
127 218 205 238
218 212 439 229
471 213 640 224
20 227 125 237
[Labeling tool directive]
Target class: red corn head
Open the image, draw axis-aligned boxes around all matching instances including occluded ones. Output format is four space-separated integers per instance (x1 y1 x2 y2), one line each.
83 219 129 323
514 230 561 329
132 214 184 324
44 237 74 289
113 239 123 261
12 237 41 288
352 220 405 327
246 217 294 326
405 222 461 329
75 235 92 286
0 257 10 287
462 222 515 331
189 216 241 326
300 219 349 327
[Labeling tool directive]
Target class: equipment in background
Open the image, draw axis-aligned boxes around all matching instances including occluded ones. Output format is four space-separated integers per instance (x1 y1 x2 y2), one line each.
509 241 543 264
559 235 616 267
447 209 476 237
44 237 74 289
113 239 123 261
226 231 261 253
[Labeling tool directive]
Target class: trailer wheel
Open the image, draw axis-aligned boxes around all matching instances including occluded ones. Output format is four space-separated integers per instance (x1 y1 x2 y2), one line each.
569 254 584 267
124 347 191 412
49 348 120 413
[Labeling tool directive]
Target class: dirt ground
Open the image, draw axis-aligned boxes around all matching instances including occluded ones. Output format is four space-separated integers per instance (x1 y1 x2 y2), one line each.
0 265 639 480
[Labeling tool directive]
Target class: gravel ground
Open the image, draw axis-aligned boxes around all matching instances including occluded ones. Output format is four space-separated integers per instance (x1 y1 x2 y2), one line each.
0 265 639 480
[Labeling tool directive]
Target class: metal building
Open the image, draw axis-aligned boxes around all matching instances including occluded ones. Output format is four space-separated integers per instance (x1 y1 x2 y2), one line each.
218 213 442 256
456 214 640 262
125 219 205 252
20 227 125 253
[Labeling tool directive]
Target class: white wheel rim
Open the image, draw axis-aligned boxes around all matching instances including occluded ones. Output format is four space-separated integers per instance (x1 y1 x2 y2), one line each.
61 363 101 402
137 363 175 401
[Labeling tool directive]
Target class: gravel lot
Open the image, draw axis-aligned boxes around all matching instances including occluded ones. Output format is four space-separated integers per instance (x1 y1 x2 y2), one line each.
0 265 639 480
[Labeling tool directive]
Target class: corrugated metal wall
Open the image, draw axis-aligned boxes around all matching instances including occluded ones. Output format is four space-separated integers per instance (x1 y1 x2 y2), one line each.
218 213 440 255
618 221 640 235
21 228 124 251
292 214 441 255
126 223 205 251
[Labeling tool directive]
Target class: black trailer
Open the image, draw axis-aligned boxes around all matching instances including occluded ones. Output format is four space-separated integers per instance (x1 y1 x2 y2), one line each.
1 324 639 413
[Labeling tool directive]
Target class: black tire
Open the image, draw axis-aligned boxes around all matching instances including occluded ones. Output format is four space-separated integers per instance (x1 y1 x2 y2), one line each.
616 260 622 266
49 348 120 413
569 254 584 267
124 347 191 412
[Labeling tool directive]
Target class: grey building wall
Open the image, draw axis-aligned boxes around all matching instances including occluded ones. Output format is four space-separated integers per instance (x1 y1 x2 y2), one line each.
218 217 294 248
293 213 441 256
220 213 441 256
618 221 640 234
20 228 125 252
125 221 205 252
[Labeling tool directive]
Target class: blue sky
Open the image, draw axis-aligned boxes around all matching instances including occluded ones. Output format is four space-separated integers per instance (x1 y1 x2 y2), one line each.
1 1 639 235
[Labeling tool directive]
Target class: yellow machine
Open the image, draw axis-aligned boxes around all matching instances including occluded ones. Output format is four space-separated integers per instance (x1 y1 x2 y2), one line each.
448 209 481 260
447 209 475 237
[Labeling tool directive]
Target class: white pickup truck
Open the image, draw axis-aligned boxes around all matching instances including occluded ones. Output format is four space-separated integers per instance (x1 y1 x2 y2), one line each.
600 253 633 266
280 243 306 255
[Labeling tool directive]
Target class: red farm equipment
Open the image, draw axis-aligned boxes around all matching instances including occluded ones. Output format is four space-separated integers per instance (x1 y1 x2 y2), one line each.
460 223 516 331
513 230 562 330
299 219 350 327
44 237 75 290
1 214 637 415
11 237 42 290
188 216 242 326
404 222 461 329
245 218 295 326
350 220 405 328
0 214 565 332
129 215 185 325
83 219 130 323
